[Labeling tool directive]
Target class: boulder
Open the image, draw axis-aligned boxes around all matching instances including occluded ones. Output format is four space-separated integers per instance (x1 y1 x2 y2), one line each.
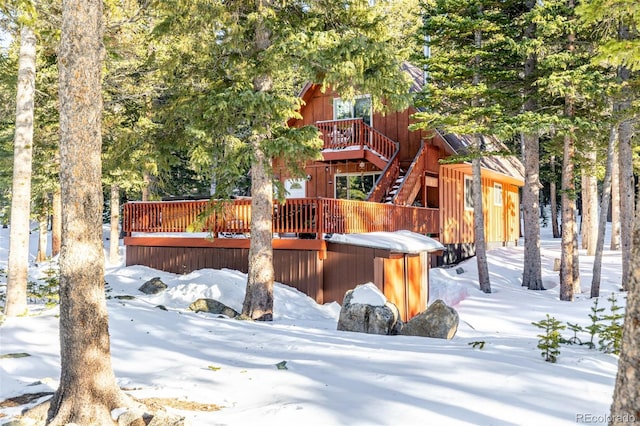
138 277 167 295
337 284 402 335
189 298 239 318
400 299 459 339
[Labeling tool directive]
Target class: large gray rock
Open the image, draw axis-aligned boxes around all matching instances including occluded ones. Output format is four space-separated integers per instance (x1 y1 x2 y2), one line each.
189 298 239 318
400 299 459 339
138 277 167 295
337 286 402 335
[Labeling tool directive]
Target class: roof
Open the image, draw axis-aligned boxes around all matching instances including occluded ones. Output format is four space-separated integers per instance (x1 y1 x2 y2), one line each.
439 133 525 185
297 61 424 100
326 230 445 254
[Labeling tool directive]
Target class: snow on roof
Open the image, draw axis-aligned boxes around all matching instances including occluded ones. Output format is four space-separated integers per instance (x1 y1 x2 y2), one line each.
326 230 444 254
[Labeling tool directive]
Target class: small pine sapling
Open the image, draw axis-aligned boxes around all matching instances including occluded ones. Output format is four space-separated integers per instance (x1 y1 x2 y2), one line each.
532 314 566 363
584 297 604 349
564 322 584 345
468 341 486 349
598 293 625 354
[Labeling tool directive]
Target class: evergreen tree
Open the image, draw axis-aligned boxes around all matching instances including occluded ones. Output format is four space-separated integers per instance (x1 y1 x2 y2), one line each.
3 0 37 317
578 0 640 421
46 0 136 422
414 0 522 294
153 0 412 320
531 0 612 300
518 0 545 291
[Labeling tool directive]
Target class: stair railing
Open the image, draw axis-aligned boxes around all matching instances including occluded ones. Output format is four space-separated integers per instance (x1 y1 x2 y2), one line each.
393 140 427 206
367 148 401 203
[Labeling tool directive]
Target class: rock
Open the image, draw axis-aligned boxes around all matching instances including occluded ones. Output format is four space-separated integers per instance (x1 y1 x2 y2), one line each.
147 412 187 426
116 408 187 426
401 299 459 339
115 295 136 300
188 299 239 318
455 267 464 275
337 285 401 335
138 277 167 295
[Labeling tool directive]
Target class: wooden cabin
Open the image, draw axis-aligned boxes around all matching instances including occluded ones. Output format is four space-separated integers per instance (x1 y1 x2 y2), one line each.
122 63 524 319
278 62 524 263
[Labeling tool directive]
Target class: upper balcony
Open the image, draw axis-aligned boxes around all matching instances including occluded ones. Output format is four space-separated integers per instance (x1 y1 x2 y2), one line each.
315 118 398 170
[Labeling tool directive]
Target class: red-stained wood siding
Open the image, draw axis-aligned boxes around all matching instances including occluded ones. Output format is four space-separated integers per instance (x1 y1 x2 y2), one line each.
439 165 520 245
291 86 425 163
324 242 428 322
125 239 432 321
126 244 325 303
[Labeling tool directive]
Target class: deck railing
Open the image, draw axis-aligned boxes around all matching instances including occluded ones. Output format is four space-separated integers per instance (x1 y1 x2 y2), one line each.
122 198 439 238
315 118 398 162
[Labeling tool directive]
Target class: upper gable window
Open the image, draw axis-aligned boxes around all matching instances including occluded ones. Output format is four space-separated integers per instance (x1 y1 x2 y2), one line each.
333 95 372 126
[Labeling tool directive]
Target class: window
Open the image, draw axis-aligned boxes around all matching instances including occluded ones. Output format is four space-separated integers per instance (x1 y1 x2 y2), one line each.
333 95 372 126
464 176 474 210
335 172 381 201
494 183 503 206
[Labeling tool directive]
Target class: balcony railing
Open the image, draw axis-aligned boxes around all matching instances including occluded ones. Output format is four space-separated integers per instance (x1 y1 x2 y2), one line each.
315 118 398 163
122 198 439 238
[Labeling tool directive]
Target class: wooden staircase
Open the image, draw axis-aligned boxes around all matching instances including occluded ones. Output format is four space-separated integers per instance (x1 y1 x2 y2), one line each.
391 141 427 206
383 168 406 203
314 118 427 207
370 141 427 206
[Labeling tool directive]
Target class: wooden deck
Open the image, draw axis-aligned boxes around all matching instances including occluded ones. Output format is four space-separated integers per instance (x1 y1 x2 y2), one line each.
123 198 439 318
122 197 439 240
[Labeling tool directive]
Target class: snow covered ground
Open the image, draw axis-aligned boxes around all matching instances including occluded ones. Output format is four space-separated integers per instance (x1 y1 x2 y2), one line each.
0 223 623 425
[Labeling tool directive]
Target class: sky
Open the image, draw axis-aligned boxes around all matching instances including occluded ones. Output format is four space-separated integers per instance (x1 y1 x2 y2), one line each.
0 222 624 425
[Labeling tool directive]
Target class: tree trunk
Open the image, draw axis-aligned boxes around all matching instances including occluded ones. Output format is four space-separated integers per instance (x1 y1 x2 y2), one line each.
520 5 543 290
472 136 491 293
609 201 640 424
51 188 62 257
560 131 577 301
5 25 36 318
242 5 275 320
47 0 131 423
591 126 616 298
109 184 120 264
559 7 580 300
142 170 151 201
581 148 598 255
36 215 48 263
610 143 620 251
619 117 634 291
242 142 275 320
573 223 581 294
550 155 560 238
522 133 544 290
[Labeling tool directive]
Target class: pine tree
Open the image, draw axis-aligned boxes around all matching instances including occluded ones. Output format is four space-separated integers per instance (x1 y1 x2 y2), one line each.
413 0 522 294
530 0 612 300
46 0 135 421
577 0 640 421
519 0 544 291
591 126 617 298
532 314 566 363
5 16 36 317
153 0 412 320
